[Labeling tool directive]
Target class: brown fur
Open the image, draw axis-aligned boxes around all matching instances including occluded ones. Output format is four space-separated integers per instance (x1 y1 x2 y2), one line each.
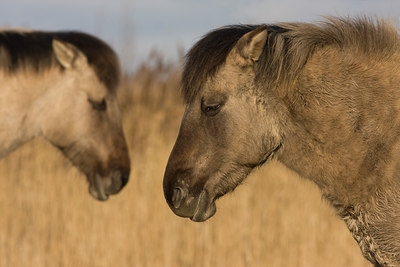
164 17 400 266
182 17 398 103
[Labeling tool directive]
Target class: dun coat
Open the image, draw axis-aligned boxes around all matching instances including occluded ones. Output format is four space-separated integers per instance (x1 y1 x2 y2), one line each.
0 30 130 201
163 17 400 266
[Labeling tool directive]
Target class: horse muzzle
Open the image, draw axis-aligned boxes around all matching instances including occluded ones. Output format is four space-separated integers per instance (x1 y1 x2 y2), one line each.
165 185 217 222
89 167 130 201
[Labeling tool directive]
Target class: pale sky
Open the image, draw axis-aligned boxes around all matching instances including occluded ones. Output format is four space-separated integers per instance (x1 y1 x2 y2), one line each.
1 0 400 72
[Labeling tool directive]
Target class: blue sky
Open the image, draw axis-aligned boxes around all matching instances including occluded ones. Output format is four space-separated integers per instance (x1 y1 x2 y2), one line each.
1 0 400 72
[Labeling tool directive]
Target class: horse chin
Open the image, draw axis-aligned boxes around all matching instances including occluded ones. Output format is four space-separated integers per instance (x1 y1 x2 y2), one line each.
88 174 109 201
190 190 217 222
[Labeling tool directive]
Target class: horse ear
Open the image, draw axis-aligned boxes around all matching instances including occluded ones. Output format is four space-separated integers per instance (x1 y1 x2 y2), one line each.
234 25 268 63
52 39 87 69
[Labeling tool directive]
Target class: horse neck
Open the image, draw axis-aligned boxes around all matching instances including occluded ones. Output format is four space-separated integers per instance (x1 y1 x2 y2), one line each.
274 49 400 265
276 49 400 208
0 69 61 156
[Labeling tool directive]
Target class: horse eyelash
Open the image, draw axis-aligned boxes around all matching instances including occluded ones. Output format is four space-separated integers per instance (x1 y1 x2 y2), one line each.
88 98 107 111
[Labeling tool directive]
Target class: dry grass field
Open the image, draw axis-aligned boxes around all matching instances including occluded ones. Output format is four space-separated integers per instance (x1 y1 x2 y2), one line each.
0 54 370 267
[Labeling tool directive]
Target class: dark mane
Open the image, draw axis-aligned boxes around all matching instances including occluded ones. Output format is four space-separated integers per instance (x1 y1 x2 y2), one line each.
0 30 120 90
182 17 399 103
181 25 260 103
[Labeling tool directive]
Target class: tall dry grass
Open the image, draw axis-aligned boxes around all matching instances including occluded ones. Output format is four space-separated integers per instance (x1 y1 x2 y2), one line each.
0 52 370 267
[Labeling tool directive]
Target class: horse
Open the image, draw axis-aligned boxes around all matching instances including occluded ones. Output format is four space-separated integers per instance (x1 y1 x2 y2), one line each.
163 17 400 266
0 30 130 201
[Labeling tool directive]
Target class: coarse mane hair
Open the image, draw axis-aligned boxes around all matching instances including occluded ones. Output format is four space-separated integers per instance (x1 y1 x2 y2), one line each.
182 17 399 103
0 30 120 90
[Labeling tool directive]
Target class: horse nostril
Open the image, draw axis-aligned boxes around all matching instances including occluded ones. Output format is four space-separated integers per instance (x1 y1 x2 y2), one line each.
113 168 130 189
172 187 185 209
120 168 130 188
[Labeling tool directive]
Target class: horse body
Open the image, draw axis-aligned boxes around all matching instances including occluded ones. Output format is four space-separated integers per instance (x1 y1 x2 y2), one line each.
0 30 130 201
163 18 400 265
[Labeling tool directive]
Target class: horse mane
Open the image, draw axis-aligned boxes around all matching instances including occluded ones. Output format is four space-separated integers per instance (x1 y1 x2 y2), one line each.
0 30 120 90
182 17 399 103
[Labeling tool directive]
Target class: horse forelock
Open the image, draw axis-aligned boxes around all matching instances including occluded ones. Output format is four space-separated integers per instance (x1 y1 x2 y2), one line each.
181 25 258 104
55 32 121 90
0 31 120 91
182 17 399 103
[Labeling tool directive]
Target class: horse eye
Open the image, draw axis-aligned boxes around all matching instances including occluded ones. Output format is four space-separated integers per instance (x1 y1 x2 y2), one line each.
88 98 107 111
202 103 221 117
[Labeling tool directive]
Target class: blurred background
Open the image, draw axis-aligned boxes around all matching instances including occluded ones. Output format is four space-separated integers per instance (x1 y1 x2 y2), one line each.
1 0 399 266
2 0 400 72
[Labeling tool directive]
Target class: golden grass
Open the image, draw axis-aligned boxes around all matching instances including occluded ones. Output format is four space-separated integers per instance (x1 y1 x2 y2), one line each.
0 55 370 267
